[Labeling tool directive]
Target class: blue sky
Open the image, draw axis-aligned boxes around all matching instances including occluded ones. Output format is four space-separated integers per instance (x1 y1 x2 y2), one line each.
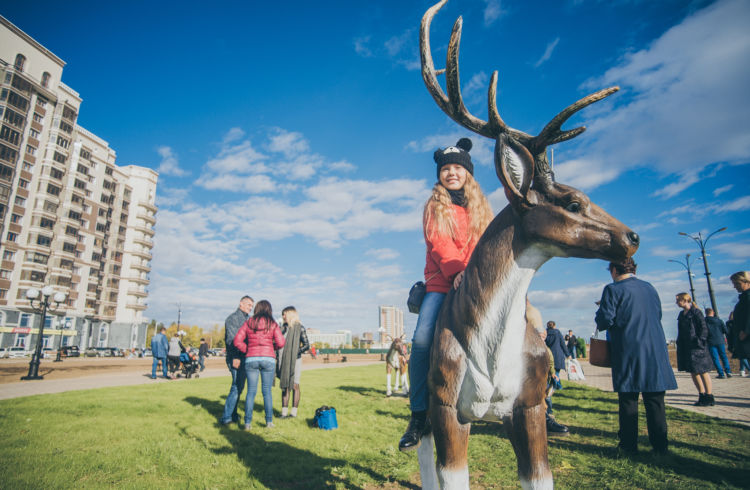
4 0 749 341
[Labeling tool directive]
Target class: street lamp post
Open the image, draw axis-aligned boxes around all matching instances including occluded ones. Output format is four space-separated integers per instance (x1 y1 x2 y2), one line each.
668 254 698 302
54 317 69 362
21 286 67 380
679 227 726 316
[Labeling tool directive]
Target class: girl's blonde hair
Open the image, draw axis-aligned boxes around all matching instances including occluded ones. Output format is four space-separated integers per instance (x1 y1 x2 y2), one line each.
730 271 750 284
282 306 300 325
423 173 493 240
676 292 699 309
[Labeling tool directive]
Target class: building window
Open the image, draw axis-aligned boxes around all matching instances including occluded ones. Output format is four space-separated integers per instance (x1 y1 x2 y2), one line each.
41 72 51 88
46 183 61 196
0 143 18 163
14 196 25 207
22 161 32 171
50 167 64 180
26 145 36 156
2 250 14 261
0 125 21 145
52 151 66 164
15 334 27 347
6 231 17 242
36 96 47 108
3 108 25 129
62 242 76 253
26 251 48 264
18 178 28 189
0 289 6 299
33 112 43 123
36 235 52 246
80 148 91 160
0 163 13 181
0 269 10 279
14 54 26 71
29 128 40 139
10 214 21 223
56 135 70 149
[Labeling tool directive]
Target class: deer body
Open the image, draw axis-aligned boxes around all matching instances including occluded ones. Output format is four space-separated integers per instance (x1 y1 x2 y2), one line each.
416 2 640 488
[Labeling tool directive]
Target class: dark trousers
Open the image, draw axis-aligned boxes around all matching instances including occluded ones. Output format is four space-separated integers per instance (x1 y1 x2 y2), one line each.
617 391 668 453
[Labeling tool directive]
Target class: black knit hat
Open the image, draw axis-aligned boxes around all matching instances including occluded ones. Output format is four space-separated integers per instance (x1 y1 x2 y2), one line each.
434 138 474 178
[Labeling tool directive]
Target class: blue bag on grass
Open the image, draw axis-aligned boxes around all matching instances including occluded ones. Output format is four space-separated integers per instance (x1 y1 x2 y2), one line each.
313 406 338 430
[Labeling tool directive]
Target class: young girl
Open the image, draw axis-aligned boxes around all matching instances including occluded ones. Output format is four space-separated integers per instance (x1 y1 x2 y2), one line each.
278 306 310 418
399 138 492 451
676 292 714 406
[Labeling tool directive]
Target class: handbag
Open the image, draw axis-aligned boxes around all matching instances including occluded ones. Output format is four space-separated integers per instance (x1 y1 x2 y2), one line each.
313 406 338 430
407 272 440 314
589 329 611 368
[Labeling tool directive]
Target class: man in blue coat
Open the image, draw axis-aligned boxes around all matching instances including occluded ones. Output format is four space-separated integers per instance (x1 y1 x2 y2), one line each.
595 258 677 455
220 295 254 426
545 321 569 377
151 326 169 379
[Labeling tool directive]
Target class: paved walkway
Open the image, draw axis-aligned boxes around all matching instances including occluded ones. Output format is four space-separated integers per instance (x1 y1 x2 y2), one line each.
568 359 750 427
0 359 379 401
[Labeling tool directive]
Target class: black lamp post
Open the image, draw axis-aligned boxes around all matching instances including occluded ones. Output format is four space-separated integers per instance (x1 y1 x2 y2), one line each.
668 254 698 303
679 227 726 316
54 317 71 362
21 286 67 380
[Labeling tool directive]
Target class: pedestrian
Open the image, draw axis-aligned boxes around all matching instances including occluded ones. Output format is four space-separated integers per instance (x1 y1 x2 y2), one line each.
398 138 493 451
150 326 169 379
595 258 677 455
167 332 183 378
220 295 254 426
528 302 568 434
545 321 570 378
565 329 578 359
198 338 208 372
676 292 714 406
233 300 285 430
704 308 732 378
730 271 750 377
278 306 310 418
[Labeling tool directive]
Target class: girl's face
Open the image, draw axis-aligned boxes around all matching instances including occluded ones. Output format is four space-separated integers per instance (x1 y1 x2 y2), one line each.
282 311 288 324
439 164 467 191
676 297 691 311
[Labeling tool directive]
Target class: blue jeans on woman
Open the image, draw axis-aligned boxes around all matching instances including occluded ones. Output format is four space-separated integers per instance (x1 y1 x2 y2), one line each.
244 357 276 425
408 292 446 412
709 344 732 376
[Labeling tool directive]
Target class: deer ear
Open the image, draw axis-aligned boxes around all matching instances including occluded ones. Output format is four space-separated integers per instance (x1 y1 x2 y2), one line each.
494 135 534 205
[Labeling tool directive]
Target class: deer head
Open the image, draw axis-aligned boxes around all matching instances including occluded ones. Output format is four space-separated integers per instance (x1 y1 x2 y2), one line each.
421 0 639 262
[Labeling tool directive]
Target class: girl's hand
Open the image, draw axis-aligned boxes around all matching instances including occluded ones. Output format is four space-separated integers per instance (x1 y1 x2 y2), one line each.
453 270 465 289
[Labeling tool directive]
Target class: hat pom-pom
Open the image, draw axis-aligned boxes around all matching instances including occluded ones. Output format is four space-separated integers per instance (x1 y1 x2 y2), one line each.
456 137 472 152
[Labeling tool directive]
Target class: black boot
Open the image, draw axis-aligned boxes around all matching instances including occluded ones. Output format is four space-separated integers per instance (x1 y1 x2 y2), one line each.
706 394 715 406
399 411 427 452
694 393 707 406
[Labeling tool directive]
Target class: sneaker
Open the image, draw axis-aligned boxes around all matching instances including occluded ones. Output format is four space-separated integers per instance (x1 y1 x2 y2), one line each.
546 418 569 434
717 375 726 379
741 370 747 377
244 423 252 431
726 372 733 378
266 422 275 428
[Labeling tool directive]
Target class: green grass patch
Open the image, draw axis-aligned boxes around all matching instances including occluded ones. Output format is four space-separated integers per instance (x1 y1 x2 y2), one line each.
0 365 748 488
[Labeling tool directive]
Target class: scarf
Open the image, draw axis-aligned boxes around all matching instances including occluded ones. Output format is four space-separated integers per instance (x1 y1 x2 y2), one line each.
278 322 302 390
448 188 467 207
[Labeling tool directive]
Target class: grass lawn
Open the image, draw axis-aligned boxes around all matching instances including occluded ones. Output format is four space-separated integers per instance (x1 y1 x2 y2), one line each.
0 364 747 488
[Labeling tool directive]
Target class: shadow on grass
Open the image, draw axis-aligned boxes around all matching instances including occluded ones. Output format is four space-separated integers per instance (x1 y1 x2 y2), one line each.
184 396 419 489
337 385 383 397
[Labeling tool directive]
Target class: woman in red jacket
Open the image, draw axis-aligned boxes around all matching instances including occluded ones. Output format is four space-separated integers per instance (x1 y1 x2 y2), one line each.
399 138 493 451
234 300 285 430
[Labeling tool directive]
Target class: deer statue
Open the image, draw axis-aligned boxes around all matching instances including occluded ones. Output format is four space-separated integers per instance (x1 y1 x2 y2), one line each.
386 336 409 396
415 1 640 489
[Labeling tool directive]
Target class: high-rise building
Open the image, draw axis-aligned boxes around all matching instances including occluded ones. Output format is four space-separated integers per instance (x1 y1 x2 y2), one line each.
378 305 404 344
0 16 157 350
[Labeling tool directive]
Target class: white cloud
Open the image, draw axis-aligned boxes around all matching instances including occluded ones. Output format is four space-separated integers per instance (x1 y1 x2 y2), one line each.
405 132 495 168
463 71 489 106
482 0 505 27
533 37 560 68
651 172 700 198
366 248 400 260
713 240 750 261
572 0 750 190
267 128 309 157
552 157 620 191
354 36 373 57
713 184 733 197
156 146 188 177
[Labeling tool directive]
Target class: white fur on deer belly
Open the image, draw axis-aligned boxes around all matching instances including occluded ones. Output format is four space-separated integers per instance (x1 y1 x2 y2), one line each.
456 248 545 421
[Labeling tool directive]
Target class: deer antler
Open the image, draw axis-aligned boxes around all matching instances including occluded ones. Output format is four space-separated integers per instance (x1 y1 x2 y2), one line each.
420 0 619 183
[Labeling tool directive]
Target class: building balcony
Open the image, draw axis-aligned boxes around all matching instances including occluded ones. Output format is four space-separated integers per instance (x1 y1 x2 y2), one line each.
127 302 148 311
128 289 148 298
128 275 149 285
134 225 155 236
129 249 152 260
138 201 157 213
136 212 156 224
133 236 153 247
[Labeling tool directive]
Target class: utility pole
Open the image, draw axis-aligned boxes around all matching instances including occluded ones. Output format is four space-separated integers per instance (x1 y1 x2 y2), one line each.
679 227 726 316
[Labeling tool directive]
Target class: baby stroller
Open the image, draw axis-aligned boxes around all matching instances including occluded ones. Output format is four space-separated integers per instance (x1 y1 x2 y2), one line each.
178 350 200 378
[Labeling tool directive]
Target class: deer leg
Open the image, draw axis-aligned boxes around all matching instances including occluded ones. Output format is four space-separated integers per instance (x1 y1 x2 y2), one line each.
432 405 471 489
394 367 401 391
417 432 439 490
386 370 392 396
504 404 552 490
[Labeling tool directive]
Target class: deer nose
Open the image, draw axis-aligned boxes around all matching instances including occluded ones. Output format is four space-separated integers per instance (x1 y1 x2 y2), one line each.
627 231 640 245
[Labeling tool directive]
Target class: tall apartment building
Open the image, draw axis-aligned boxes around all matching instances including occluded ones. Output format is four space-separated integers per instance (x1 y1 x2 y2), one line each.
378 305 404 344
0 16 157 350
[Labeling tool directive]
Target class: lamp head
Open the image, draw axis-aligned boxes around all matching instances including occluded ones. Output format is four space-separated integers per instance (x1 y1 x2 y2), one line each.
41 286 54 297
53 292 67 303
26 288 40 300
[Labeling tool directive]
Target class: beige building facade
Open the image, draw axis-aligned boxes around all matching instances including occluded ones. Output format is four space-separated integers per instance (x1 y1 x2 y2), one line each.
0 16 157 350
378 305 404 345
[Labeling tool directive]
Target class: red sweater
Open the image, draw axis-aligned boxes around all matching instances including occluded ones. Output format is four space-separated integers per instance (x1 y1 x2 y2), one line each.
233 317 285 358
424 204 478 294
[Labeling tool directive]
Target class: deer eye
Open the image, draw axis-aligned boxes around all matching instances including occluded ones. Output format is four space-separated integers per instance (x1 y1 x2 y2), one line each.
565 202 581 213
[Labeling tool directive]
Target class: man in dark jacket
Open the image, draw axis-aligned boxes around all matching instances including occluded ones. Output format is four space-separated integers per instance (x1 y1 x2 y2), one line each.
151 326 169 379
198 338 209 372
565 330 578 359
595 258 677 455
545 321 569 376
705 308 732 378
220 295 254 426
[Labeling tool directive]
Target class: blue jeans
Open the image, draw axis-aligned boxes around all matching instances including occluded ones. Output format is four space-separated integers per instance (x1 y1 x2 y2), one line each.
740 358 750 372
244 357 276 424
709 344 732 376
152 356 168 378
220 357 246 424
408 292 446 412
